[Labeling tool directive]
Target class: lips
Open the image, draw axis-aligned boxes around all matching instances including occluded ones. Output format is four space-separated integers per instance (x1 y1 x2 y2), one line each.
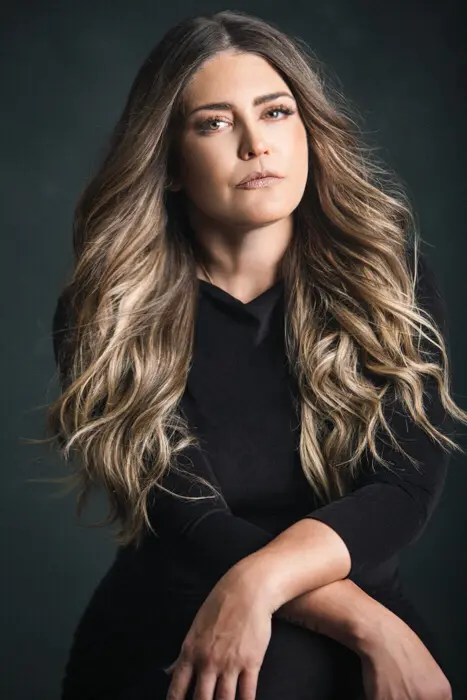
236 170 283 185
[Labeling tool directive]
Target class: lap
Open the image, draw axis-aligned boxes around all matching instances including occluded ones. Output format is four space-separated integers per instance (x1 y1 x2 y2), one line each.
61 550 439 700
119 616 364 700
61 557 364 700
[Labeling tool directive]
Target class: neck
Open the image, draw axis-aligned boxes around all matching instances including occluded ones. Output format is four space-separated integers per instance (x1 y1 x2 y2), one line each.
190 212 293 300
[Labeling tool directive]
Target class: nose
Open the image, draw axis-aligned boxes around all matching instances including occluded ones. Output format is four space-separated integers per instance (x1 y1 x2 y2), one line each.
239 123 272 159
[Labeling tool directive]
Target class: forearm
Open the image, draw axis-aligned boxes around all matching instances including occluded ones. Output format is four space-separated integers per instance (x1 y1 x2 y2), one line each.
273 577 383 654
235 517 352 611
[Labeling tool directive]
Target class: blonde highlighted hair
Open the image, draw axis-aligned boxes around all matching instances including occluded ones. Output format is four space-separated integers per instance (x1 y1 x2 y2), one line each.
36 10 466 547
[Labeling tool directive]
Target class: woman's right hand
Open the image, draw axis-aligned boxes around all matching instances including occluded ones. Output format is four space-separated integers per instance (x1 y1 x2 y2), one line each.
358 611 452 700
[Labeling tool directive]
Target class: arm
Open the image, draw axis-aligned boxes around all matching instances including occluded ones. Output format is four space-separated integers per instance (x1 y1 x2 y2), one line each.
152 449 373 653
274 577 389 652
51 291 340 579
51 291 387 655
233 249 456 610
51 251 452 645
51 288 273 571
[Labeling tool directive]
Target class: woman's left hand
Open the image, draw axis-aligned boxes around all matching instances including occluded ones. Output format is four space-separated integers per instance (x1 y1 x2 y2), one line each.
163 564 274 700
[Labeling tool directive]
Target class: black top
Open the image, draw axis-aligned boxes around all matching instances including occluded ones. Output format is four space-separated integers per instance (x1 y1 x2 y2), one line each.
140 251 453 590
53 249 454 685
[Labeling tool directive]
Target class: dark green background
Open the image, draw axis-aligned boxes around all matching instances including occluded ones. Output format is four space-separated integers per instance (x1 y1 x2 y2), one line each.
2 1 466 698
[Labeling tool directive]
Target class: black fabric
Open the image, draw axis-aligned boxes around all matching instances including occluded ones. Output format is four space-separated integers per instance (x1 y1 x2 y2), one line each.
55 250 453 699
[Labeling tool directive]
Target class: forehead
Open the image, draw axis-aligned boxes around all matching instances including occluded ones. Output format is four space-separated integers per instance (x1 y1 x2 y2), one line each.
182 51 289 111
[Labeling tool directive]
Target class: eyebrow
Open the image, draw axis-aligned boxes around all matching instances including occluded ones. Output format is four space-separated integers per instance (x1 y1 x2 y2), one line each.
186 91 296 118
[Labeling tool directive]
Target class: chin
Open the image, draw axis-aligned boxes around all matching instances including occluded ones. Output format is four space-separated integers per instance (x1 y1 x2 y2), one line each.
240 198 291 216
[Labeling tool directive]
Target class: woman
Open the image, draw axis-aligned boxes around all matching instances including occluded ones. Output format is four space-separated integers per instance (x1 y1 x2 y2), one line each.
47 10 465 700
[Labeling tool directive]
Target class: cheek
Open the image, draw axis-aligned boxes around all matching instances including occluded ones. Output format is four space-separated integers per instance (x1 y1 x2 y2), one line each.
292 125 309 179
180 128 309 222
181 147 228 202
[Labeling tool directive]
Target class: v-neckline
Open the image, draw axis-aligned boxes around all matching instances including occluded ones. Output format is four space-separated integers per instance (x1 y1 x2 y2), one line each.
197 277 284 307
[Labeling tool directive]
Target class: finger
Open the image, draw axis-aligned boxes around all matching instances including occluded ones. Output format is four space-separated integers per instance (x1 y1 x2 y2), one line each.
166 661 194 700
213 671 239 700
167 662 178 674
163 659 178 675
236 667 260 700
192 667 217 700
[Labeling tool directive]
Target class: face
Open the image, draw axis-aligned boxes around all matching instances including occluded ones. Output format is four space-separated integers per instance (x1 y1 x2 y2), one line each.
172 50 309 232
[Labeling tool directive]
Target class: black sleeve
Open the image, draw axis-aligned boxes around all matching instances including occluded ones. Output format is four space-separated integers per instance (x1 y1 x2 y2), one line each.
52 252 455 587
304 250 455 578
146 437 276 580
51 291 275 581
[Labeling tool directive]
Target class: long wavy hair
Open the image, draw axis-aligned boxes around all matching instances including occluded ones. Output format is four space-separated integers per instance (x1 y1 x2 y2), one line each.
38 10 467 548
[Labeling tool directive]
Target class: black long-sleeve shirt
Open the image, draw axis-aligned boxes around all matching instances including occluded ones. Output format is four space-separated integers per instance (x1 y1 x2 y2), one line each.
54 249 454 683
141 251 453 584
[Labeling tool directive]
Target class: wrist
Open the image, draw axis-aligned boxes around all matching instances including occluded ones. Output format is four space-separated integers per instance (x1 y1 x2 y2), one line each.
346 600 389 657
232 558 389 659
229 553 284 612
285 581 384 654
273 573 389 657
235 518 352 611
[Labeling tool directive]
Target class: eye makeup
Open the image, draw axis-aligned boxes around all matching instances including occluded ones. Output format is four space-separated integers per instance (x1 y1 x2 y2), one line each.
196 104 296 134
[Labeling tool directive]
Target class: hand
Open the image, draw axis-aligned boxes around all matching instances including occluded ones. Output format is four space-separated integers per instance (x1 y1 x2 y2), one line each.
358 610 452 700
164 566 273 700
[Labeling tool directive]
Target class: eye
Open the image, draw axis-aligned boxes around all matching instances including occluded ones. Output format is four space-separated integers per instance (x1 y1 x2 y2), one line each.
197 104 296 134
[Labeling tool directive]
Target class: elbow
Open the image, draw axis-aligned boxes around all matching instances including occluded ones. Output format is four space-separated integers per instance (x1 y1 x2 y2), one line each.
307 481 434 577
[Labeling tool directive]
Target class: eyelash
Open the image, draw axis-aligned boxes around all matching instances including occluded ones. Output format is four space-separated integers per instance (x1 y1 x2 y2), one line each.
197 104 296 133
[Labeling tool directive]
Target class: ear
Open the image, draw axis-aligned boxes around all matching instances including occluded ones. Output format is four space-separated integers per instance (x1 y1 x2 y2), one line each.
165 175 183 192
168 182 183 192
